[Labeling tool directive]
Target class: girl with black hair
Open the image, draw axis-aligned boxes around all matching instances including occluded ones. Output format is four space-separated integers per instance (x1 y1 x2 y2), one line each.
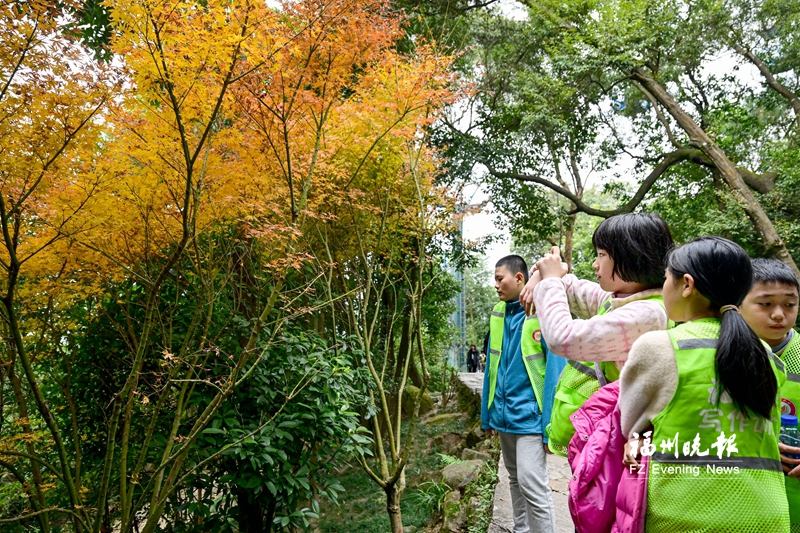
519 213 674 456
620 236 789 531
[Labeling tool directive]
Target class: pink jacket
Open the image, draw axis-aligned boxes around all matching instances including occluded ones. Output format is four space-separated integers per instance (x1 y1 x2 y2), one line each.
567 382 648 533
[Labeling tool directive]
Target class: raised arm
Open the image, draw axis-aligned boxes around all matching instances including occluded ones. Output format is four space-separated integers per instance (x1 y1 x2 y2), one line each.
532 277 667 361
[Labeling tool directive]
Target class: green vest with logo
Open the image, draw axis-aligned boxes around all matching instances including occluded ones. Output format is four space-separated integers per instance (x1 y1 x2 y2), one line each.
645 319 789 533
545 297 617 456
487 302 546 411
779 330 800 532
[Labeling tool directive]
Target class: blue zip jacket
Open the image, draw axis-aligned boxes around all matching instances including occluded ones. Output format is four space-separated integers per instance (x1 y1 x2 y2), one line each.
480 300 567 438
481 299 537 434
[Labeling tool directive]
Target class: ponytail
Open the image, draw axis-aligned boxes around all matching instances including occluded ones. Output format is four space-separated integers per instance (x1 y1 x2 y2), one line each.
667 237 777 418
716 307 777 419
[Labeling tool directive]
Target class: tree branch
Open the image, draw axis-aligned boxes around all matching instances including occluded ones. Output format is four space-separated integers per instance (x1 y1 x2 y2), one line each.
632 80 681 149
485 147 695 217
731 42 800 128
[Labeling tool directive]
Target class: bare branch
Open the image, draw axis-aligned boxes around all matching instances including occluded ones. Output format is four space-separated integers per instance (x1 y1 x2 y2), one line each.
486 147 695 217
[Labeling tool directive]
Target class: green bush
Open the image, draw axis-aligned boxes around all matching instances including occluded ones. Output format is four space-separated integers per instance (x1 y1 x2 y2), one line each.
164 331 373 532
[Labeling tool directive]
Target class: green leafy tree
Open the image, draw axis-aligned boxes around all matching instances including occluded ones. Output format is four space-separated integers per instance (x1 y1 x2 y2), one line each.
426 0 800 271
166 329 372 533
464 256 496 349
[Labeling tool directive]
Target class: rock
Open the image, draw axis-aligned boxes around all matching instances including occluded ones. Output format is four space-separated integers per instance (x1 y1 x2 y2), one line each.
469 496 481 511
425 412 464 425
476 438 493 453
442 490 465 533
433 432 466 456
456 379 482 423
403 526 417 533
442 459 485 490
402 385 434 418
461 448 491 462
465 425 485 448
407 470 437 488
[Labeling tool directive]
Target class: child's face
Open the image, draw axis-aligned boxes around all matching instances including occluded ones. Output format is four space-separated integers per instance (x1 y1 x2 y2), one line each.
740 281 799 347
494 265 523 302
592 248 622 292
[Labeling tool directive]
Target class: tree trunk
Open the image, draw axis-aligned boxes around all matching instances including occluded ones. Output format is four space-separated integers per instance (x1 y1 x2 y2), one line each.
631 68 800 277
407 330 424 389
394 312 412 382
563 210 577 270
8 364 49 531
385 482 404 533
236 488 265 533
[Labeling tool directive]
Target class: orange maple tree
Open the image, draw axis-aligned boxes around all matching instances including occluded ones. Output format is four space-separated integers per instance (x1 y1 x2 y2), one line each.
0 0 457 531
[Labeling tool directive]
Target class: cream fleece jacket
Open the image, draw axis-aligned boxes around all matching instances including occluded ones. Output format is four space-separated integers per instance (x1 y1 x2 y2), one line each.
618 330 678 438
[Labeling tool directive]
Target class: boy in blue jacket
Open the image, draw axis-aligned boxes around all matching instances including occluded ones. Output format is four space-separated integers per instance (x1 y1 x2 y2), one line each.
481 255 559 533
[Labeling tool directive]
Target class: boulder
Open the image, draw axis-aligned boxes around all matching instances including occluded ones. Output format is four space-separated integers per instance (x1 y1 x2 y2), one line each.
433 432 466 456
461 448 491 463
441 490 465 533
456 380 482 423
402 385 434 418
407 470 437 488
465 425 485 448
441 459 484 490
469 496 481 512
476 436 495 453
425 412 464 425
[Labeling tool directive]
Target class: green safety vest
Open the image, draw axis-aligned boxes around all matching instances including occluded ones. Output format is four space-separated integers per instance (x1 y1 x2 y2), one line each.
546 294 670 457
521 313 547 409
645 318 789 533
778 330 800 532
545 297 615 456
486 301 546 411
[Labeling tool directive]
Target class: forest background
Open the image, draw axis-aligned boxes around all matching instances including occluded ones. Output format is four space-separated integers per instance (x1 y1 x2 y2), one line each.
2 0 800 532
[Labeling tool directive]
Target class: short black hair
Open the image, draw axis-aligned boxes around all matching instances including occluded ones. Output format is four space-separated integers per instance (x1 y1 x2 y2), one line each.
495 255 529 282
751 258 800 294
591 213 674 288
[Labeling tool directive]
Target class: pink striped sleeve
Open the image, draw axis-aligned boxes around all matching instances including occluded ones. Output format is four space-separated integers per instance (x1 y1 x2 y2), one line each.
561 274 613 318
533 277 667 362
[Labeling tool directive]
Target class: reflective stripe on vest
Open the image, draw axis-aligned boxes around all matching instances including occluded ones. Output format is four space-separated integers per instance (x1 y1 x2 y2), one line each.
487 301 506 409
487 302 547 410
546 297 615 455
521 314 546 409
646 319 788 532
567 359 597 380
779 330 800 528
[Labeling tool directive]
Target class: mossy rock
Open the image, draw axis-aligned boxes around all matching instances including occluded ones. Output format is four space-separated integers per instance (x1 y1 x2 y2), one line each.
456 380 481 424
425 412 464 425
402 385 434 418
465 424 485 448
433 432 466 456
442 490 465 532
441 459 485 490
